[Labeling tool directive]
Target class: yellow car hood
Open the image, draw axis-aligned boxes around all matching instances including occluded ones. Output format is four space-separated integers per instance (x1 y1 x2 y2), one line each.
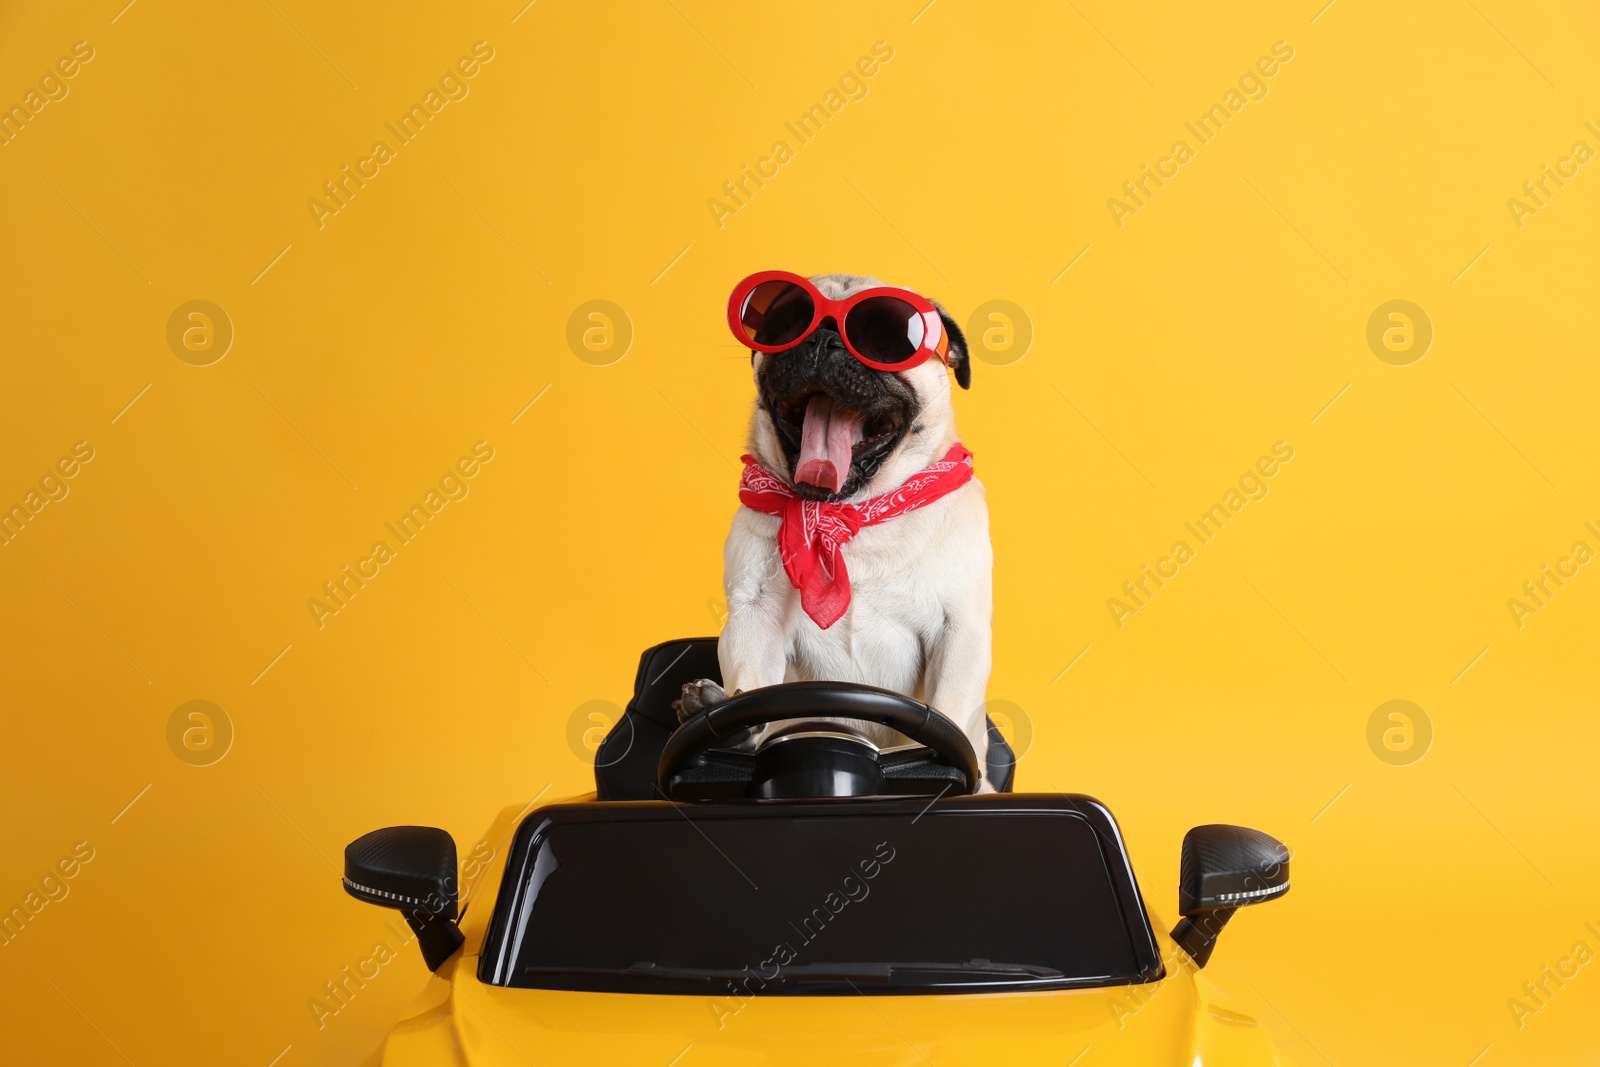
375 948 1285 1067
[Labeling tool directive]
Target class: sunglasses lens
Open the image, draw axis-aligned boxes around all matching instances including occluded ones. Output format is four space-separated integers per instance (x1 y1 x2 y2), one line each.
739 281 815 348
844 296 924 364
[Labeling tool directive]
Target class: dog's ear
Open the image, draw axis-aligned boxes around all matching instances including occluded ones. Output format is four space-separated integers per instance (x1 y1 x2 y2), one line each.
935 305 971 389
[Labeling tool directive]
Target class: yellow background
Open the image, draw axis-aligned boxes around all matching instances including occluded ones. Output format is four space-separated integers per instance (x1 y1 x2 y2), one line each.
3 0 1599 1063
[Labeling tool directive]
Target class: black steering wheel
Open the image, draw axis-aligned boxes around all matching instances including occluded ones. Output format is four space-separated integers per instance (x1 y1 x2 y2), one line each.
657 681 980 799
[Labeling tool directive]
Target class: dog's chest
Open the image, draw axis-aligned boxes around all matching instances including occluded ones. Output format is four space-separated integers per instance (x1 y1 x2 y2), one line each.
782 499 964 693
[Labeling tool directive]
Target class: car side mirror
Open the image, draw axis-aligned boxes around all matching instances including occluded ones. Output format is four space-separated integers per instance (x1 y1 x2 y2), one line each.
1170 824 1289 967
343 826 465 971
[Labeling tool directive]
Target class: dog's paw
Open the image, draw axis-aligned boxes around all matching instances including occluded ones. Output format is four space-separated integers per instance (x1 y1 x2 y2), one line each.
673 678 727 723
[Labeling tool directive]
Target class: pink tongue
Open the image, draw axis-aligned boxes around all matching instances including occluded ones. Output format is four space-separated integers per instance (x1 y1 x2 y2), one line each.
795 395 864 492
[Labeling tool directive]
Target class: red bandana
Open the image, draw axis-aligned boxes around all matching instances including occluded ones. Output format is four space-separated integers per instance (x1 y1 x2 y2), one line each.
738 444 975 629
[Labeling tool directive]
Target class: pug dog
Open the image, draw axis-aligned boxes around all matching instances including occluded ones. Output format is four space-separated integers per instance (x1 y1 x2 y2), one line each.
675 272 994 787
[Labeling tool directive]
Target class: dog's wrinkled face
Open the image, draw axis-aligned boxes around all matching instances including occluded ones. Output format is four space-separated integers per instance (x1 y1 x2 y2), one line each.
748 273 970 502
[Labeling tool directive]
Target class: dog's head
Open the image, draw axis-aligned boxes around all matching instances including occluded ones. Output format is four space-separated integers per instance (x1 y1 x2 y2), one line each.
745 273 970 503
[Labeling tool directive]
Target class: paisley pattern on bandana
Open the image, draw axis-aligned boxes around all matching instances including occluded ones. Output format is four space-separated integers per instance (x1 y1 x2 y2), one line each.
738 444 975 629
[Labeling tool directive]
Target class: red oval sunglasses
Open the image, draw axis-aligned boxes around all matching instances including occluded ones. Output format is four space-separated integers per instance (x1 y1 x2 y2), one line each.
727 271 949 372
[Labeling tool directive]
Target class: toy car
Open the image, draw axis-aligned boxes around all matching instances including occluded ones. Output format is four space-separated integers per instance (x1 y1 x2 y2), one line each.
343 638 1293 1065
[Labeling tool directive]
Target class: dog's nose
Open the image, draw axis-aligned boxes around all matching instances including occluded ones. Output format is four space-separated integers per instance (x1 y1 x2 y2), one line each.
811 318 846 349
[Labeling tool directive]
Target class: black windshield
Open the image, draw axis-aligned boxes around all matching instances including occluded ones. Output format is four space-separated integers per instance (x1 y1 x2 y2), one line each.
479 795 1162 995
